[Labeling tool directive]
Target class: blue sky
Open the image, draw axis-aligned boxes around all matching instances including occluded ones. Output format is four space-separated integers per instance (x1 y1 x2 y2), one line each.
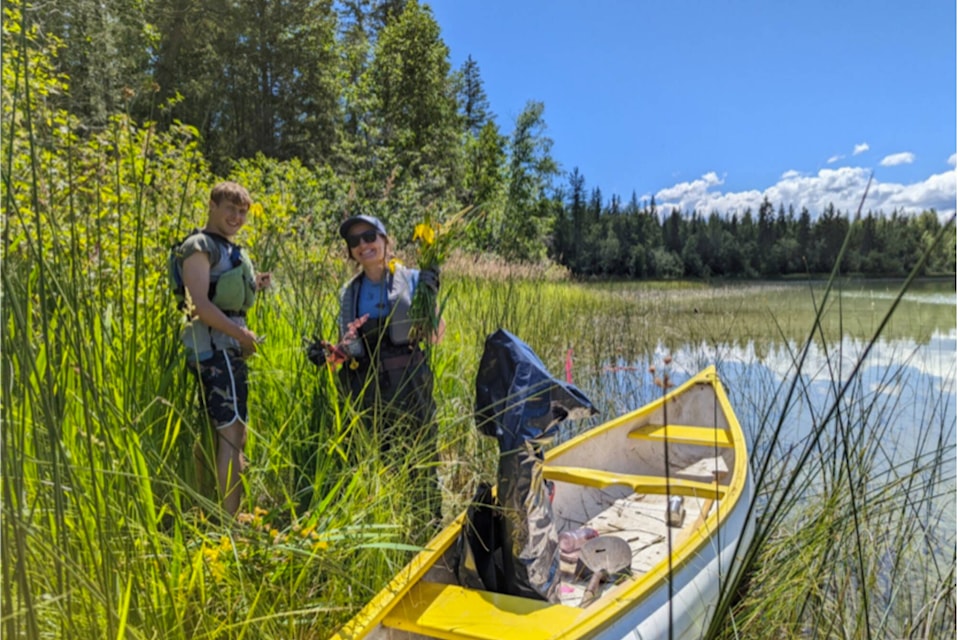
428 1 957 218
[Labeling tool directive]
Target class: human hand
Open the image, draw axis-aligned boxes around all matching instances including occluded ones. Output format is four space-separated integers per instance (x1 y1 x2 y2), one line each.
305 336 351 367
419 267 440 293
237 327 260 356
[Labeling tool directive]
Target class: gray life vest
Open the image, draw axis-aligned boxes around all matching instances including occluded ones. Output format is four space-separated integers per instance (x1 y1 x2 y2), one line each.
338 267 416 358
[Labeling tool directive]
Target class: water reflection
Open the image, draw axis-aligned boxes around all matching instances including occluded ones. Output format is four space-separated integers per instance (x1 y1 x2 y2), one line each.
582 332 956 454
566 283 957 551
553 278 956 612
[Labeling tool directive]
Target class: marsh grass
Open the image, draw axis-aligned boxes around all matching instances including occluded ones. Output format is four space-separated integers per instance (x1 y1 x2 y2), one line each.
4 150 956 637
3 17 956 639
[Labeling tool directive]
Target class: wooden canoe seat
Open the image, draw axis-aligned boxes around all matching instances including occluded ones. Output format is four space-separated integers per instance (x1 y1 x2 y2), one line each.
628 424 733 448
381 581 581 640
542 466 727 499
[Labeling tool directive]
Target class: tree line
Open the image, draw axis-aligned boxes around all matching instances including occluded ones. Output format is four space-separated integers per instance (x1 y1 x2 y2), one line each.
552 175 955 278
16 0 956 274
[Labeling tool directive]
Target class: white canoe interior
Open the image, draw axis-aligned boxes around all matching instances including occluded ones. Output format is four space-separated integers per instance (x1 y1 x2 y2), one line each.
553 456 728 607
334 367 750 640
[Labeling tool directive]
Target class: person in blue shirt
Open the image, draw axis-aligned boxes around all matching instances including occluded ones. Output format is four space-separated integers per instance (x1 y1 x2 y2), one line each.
312 214 443 529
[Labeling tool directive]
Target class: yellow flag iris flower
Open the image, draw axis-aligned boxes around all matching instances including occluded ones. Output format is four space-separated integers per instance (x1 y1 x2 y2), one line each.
413 223 436 245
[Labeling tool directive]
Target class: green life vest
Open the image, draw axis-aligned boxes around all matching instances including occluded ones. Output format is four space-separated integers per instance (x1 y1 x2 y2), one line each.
170 230 256 314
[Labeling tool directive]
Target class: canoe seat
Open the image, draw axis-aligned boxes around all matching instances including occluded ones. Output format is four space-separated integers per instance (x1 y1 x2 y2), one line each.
628 423 733 448
381 581 582 640
542 466 727 499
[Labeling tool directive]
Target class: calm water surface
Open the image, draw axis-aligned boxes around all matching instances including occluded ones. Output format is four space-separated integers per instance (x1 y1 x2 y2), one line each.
567 279 956 545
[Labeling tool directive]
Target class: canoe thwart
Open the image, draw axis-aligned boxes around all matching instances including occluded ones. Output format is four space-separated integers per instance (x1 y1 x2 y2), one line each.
381 581 582 640
542 466 727 498
628 423 734 448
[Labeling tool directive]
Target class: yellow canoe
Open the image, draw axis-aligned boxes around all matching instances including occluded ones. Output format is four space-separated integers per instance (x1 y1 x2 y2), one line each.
332 365 755 640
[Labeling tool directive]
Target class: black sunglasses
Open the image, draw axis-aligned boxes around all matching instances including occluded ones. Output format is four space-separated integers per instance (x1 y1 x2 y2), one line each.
346 229 379 248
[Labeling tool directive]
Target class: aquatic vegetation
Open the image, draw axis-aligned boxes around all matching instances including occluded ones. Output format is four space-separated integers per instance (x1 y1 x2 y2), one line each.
2 7 954 639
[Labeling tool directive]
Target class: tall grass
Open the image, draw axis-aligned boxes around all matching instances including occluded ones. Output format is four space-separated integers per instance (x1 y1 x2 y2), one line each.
3 9 956 639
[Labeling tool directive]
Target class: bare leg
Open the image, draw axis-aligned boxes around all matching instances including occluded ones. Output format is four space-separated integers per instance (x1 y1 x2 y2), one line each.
217 420 247 516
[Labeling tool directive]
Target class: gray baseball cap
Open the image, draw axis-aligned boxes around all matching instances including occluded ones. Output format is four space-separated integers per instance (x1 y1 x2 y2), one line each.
339 214 387 239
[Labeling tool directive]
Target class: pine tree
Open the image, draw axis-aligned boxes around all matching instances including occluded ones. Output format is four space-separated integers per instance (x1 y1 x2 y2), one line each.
368 0 460 196
456 55 492 137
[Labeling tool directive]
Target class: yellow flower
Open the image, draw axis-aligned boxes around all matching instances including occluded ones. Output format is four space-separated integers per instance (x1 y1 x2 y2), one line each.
388 258 402 274
249 202 264 218
413 223 435 246
349 359 359 370
209 558 227 582
202 545 220 563
312 539 329 552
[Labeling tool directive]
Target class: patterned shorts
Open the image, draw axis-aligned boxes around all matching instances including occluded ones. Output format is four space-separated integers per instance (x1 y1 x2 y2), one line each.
188 349 248 429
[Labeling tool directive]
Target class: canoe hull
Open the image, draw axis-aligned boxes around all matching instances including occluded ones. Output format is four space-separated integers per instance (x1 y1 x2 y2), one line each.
332 366 755 640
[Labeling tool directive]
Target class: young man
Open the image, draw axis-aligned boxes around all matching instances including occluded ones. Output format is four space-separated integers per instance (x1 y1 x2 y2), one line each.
177 181 270 516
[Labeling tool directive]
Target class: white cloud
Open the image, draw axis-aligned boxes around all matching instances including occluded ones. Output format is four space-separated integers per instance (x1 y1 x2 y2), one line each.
948 153 957 167
654 171 724 203
853 143 870 155
653 165 957 218
878 170 957 213
880 152 915 166
827 154 844 164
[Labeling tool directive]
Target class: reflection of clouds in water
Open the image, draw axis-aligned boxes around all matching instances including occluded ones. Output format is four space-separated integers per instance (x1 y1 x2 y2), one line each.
647 333 956 462
656 330 956 395
842 290 957 306
628 328 956 550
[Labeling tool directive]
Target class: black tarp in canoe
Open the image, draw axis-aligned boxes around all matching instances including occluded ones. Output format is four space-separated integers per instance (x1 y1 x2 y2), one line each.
457 329 596 601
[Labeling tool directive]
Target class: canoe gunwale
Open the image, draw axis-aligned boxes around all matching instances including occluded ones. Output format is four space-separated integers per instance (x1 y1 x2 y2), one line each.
330 366 754 640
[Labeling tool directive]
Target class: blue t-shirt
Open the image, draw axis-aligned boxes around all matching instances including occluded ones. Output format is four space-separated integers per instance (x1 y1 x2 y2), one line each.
357 270 419 319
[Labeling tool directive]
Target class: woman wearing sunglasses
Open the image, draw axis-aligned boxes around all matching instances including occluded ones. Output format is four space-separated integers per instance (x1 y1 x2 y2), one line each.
321 214 443 531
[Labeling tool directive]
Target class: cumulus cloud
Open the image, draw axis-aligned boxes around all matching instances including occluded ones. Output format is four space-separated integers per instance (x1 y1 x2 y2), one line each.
654 171 724 203
653 165 956 218
949 153 956 167
853 143 870 155
827 154 844 164
878 170 957 213
880 152 915 166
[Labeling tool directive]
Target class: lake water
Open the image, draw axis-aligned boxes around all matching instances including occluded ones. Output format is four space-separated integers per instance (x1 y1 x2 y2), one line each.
564 278 956 550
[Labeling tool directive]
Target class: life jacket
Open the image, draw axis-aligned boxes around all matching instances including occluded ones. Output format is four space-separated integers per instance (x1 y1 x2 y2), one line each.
338 267 416 359
169 230 256 314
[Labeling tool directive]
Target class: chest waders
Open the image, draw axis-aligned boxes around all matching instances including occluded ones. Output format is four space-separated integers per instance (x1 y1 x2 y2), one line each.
337 270 440 529
337 268 429 416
